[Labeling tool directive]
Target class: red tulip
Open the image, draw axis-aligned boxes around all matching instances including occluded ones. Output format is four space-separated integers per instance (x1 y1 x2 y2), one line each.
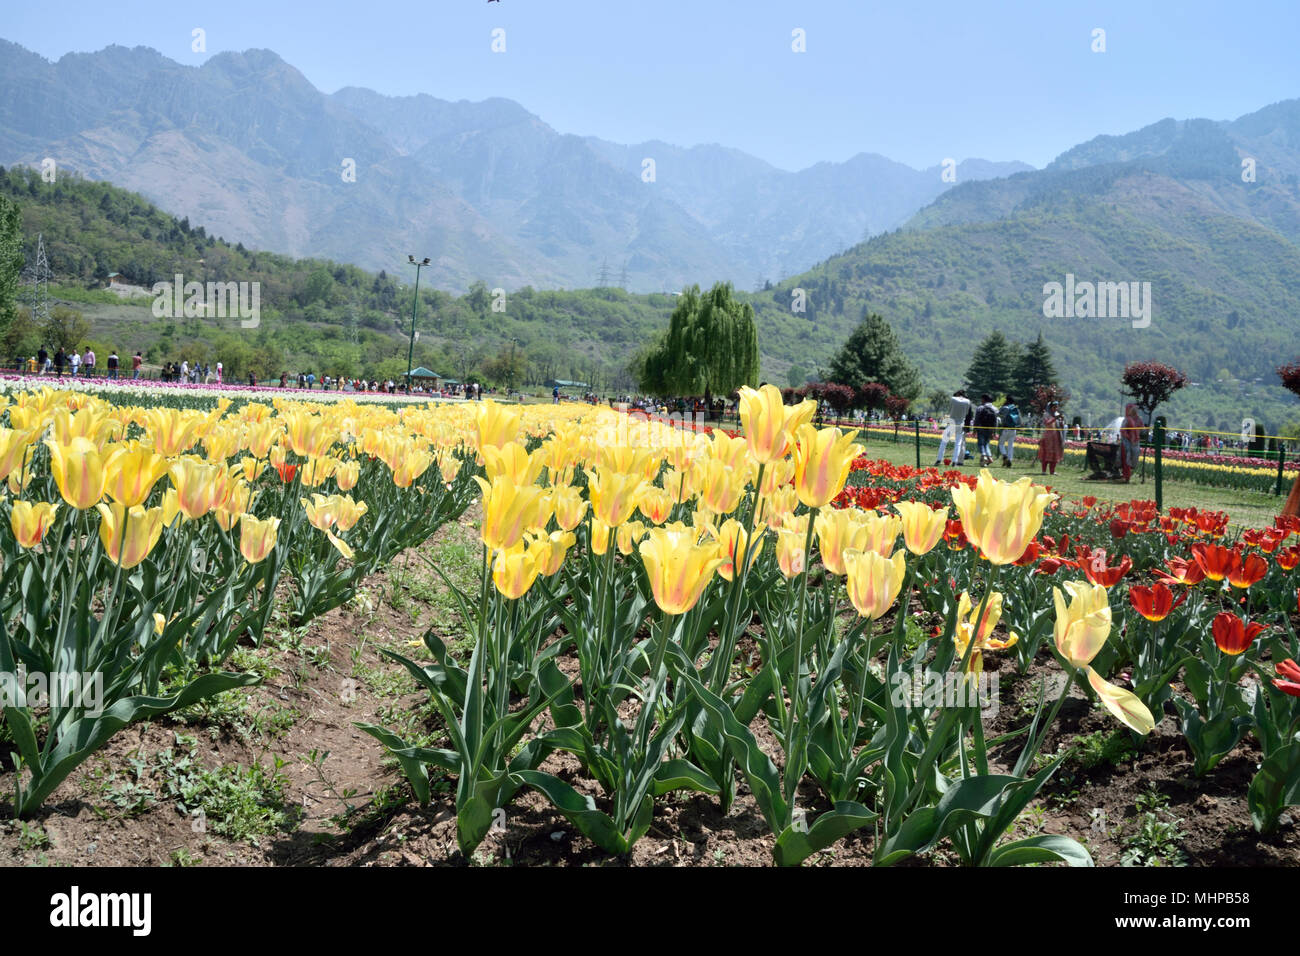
1155 556 1206 587
1076 546 1132 588
1274 659 1300 698
1192 542 1237 582
1128 583 1187 622
1211 611 1266 656
1277 546 1300 572
1227 552 1268 589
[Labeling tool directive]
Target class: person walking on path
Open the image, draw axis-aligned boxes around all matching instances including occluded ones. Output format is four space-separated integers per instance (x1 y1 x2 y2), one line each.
216 361 223 385
132 352 142 380
935 389 973 467
1121 403 1146 483
69 349 81 377
997 396 1020 467
973 394 999 467
1037 402 1065 476
53 347 65 378
37 345 48 375
106 350 119 380
83 346 95 377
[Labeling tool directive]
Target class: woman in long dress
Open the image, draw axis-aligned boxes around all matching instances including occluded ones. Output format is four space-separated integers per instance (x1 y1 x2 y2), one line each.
1121 403 1145 483
1037 403 1065 475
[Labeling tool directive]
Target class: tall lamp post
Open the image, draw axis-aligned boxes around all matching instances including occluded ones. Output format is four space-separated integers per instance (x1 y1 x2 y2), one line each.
406 255 430 392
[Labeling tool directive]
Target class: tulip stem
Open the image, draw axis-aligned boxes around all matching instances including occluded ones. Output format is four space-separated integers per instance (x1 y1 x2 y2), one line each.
711 463 766 694
789 512 818 723
956 563 999 779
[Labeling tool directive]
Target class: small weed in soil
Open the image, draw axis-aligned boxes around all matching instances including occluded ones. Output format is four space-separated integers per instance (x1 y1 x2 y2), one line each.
1121 785 1187 867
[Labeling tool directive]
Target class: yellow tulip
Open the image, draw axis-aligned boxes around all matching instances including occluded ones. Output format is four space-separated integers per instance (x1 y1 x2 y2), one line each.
775 514 810 579
737 383 817 463
662 467 693 505
334 458 360 491
859 510 902 558
282 410 334 458
952 590 1016 674
492 542 542 600
11 500 58 548
203 425 242 463
240 457 269 483
473 475 547 552
1052 580 1112 669
244 421 281 459
950 469 1055 565
792 424 863 509
706 430 752 473
694 457 745 516
814 507 869 576
160 488 182 527
758 457 795 497
760 486 799 530
144 407 200 457
299 455 339 488
103 444 170 508
590 517 613 556
710 517 763 582
213 506 242 532
392 448 435 488
46 437 106 509
437 454 461 487
474 400 522 456
1053 580 1154 734
530 529 576 576
96 502 165 569
587 467 648 528
483 442 544 486
842 548 907 620
638 526 725 615
637 486 675 525
7 463 33 496
617 520 647 557
239 514 281 563
552 484 589 532
169 459 221 520
894 501 948 556
333 496 368 532
0 427 34 482
301 493 342 531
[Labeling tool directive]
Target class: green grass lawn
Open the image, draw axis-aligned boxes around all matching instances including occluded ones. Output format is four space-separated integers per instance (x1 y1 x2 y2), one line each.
856 431 1291 531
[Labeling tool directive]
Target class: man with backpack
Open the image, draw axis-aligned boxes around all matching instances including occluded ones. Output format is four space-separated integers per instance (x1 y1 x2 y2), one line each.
998 396 1021 468
973 394 1000 467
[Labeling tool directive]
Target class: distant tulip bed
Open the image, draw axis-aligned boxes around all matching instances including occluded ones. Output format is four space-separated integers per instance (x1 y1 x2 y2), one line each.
2 384 1298 866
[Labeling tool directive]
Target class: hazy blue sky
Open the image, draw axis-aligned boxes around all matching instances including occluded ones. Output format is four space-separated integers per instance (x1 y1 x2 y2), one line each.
6 0 1299 171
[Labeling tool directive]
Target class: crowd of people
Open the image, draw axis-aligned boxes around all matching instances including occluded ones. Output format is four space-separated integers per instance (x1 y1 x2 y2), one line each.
931 388 1147 481
160 359 224 384
22 345 145 380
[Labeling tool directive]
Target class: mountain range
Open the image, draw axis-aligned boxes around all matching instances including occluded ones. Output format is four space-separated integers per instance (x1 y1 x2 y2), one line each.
0 39 1029 292
3 37 1299 430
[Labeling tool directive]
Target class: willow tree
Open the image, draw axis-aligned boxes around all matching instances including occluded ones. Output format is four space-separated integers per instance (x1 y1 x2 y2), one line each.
639 282 759 411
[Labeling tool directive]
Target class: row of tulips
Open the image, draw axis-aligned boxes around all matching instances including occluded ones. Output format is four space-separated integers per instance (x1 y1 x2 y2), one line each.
364 387 1288 866
0 387 477 815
